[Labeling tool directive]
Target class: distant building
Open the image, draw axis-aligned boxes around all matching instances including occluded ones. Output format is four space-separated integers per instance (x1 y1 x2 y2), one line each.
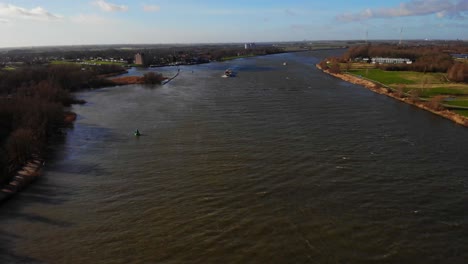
371 57 412 64
244 43 256 50
134 53 146 65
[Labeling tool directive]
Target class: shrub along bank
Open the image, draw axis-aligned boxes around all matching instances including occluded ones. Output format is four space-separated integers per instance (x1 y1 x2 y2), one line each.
0 64 126 184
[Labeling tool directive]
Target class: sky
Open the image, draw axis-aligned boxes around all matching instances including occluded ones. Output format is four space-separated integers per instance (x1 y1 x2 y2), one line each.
0 0 467 47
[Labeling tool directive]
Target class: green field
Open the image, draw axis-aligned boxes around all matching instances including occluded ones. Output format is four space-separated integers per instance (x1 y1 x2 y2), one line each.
454 109 468 116
349 69 415 84
2 66 16 71
345 64 468 116
419 88 468 97
348 68 448 85
444 100 468 107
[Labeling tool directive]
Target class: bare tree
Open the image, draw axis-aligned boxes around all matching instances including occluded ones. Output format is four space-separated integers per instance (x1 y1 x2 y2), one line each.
408 89 421 103
396 84 406 98
427 95 446 111
345 61 352 72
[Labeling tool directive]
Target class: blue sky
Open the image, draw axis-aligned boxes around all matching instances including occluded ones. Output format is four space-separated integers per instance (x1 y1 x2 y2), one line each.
0 0 467 47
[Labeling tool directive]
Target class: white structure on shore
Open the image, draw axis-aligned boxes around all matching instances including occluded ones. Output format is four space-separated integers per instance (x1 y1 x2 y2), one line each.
244 43 256 50
371 57 412 64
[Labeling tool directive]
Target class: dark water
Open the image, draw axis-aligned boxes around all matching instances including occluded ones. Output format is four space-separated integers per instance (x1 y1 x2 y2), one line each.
1 51 467 263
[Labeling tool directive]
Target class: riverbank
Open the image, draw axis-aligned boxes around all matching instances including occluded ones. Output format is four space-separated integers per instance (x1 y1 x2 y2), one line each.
110 74 169 85
97 69 129 78
0 67 173 204
316 64 468 127
111 76 147 85
0 155 44 203
0 110 78 204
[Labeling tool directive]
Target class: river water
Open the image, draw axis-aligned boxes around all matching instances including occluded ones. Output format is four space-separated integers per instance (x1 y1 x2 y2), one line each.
1 50 467 263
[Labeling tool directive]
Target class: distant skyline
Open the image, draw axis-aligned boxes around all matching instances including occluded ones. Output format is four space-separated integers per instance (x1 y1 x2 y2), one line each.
0 0 467 48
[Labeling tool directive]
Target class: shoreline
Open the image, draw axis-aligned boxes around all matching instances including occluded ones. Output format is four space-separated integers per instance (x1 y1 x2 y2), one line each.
0 111 77 204
110 75 168 85
97 69 129 78
110 76 146 85
0 68 172 203
0 155 44 203
316 64 468 127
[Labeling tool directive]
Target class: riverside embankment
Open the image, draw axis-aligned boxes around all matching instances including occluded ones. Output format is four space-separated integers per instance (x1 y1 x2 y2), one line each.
110 70 177 85
0 68 174 203
0 156 44 203
316 64 468 127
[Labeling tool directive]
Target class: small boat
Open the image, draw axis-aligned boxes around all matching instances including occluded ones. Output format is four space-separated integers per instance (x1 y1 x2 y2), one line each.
222 69 234 78
283 62 287 66
134 129 141 136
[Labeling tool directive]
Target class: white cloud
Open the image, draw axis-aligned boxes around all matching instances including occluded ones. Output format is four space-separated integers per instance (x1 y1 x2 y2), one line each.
336 0 468 22
0 3 62 21
94 0 128 12
143 5 161 12
70 14 118 25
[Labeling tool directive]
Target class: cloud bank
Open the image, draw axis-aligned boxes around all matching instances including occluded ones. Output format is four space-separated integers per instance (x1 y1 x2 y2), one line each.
0 3 62 20
94 0 128 12
336 0 468 22
143 5 161 12
70 14 119 25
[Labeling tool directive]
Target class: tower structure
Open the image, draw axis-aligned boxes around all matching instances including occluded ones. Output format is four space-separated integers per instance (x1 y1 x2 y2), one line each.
134 53 146 65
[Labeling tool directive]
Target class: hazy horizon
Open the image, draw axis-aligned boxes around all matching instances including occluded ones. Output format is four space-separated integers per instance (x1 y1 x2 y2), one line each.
0 0 467 48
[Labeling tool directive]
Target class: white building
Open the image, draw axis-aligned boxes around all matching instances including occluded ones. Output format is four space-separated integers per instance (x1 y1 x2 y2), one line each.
371 57 412 64
244 43 256 50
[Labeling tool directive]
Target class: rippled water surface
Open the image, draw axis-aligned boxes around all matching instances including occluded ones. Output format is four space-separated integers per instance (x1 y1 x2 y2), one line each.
1 51 467 263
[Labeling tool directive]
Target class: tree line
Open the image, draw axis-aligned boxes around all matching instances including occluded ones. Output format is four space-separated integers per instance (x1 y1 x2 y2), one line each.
0 64 124 184
338 44 468 82
1 45 284 67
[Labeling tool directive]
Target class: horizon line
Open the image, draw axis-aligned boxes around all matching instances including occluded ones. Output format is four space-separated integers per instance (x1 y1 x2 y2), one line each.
1 38 467 50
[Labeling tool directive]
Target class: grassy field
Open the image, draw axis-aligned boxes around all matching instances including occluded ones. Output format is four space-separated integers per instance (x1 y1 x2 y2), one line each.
444 99 468 107
415 87 468 97
344 64 468 116
454 109 468 116
349 69 417 85
2 66 16 71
